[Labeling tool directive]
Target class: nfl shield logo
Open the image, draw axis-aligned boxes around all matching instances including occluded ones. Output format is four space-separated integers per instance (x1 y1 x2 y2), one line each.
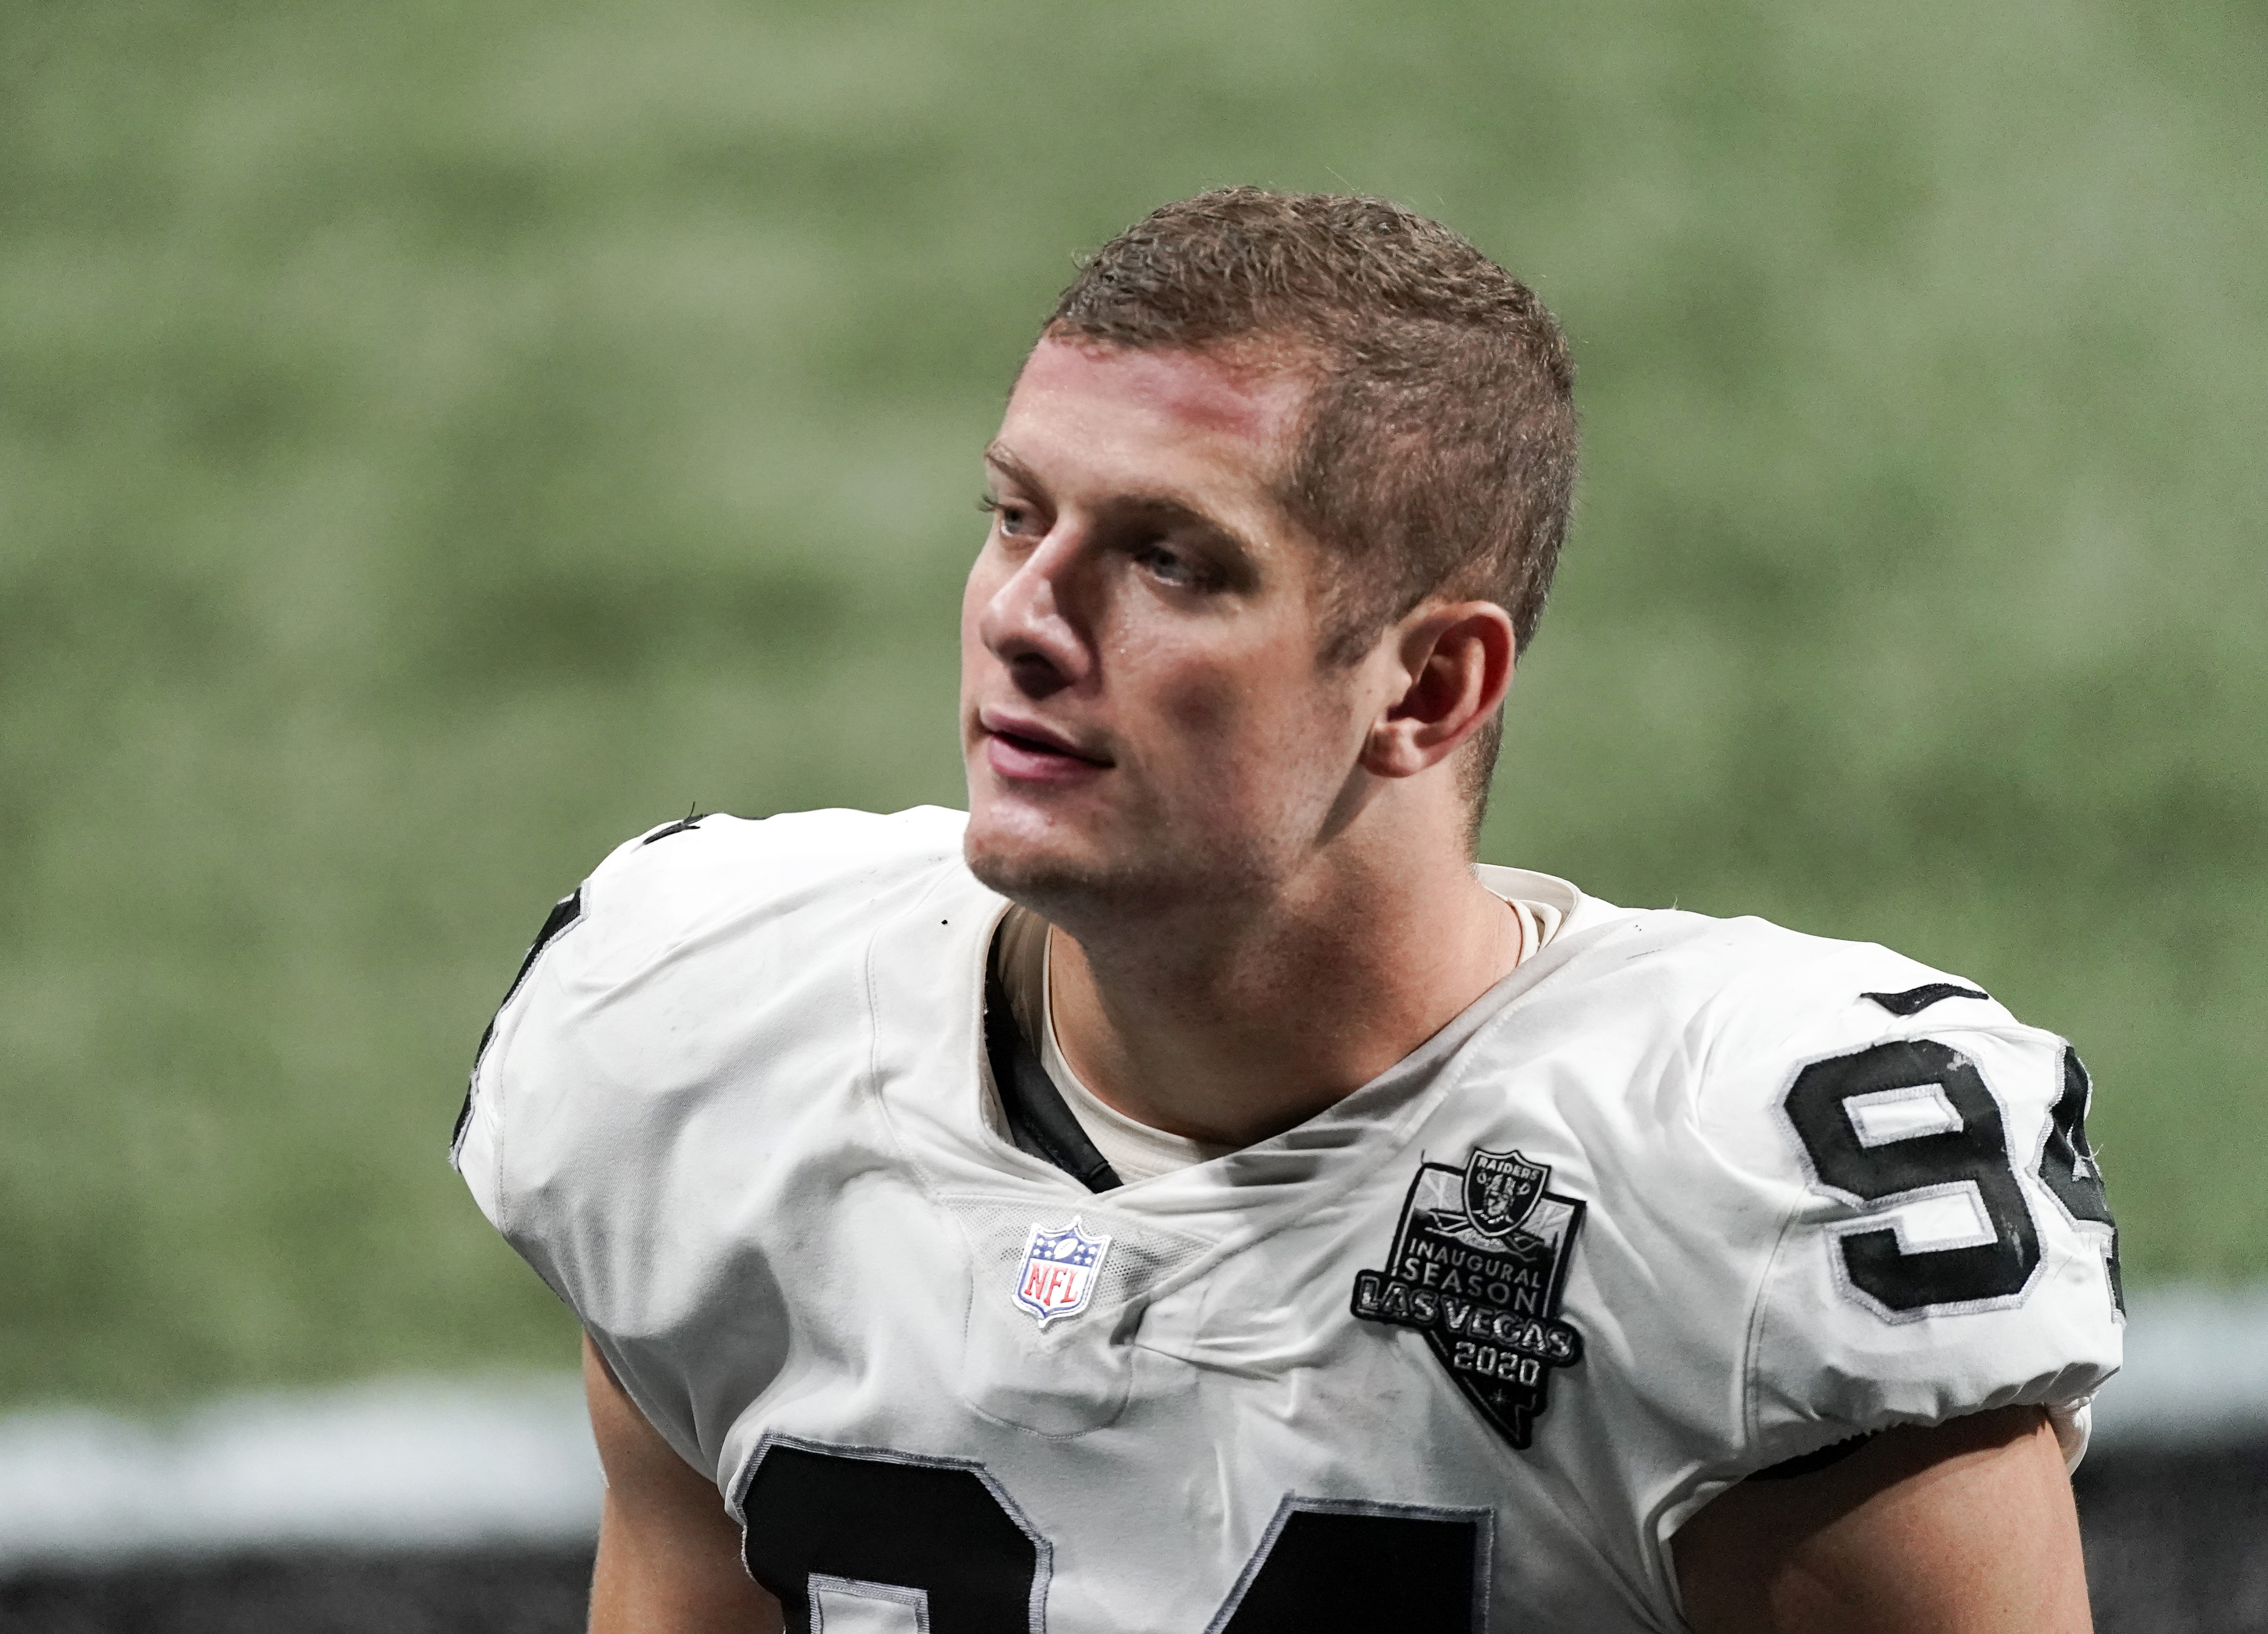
1012 1217 1113 1327
1464 1148 1550 1239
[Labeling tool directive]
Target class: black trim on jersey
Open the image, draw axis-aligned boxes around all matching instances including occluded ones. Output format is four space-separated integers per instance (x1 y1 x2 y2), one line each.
640 809 706 845
983 953 1122 1194
450 888 584 1157
1749 1432 1875 1481
1861 982 1992 1017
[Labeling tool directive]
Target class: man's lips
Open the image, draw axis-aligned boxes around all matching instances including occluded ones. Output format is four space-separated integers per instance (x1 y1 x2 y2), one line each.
979 712 1112 783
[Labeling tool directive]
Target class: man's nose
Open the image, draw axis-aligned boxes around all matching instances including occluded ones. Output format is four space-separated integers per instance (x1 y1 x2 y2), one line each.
978 533 1093 697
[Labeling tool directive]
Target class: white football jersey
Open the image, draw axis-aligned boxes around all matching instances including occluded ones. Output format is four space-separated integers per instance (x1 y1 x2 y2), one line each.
454 806 2122 1633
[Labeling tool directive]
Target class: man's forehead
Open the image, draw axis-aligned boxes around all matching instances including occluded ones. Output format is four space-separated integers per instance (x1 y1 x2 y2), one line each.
1000 338 1310 467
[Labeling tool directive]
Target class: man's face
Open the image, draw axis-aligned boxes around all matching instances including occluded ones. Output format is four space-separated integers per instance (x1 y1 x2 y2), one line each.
960 336 1380 919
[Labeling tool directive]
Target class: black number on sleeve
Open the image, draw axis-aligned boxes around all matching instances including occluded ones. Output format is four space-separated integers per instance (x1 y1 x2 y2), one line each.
741 1443 1487 1634
2037 1048 2112 1224
1782 1039 2042 1314
1209 1499 1486 1633
741 1442 1047 1634
2038 1046 2123 1312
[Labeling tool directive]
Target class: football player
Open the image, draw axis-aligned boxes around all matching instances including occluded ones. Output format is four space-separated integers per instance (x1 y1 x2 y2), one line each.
455 190 2121 1633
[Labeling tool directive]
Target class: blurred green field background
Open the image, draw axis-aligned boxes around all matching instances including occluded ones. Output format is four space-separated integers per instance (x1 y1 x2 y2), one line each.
3 0 2262 1408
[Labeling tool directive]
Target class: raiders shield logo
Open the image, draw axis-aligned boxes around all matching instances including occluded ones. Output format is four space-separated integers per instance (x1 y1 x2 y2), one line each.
1464 1147 1549 1238
1351 1148 1586 1450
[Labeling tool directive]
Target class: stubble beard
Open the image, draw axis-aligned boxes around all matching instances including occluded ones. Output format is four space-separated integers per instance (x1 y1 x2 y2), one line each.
963 804 1286 946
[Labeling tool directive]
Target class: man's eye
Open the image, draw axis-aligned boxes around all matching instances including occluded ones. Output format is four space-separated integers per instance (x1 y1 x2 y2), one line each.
1135 544 1205 588
980 496 1035 537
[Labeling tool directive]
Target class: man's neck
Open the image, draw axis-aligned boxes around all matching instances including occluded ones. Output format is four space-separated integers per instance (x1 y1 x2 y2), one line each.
1041 849 1522 1149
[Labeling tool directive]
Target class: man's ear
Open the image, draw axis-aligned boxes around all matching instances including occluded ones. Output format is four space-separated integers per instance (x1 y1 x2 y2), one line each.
1360 601 1516 780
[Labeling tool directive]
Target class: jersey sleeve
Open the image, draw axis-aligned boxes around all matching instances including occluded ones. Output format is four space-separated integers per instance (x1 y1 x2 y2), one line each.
1701 948 2123 1474
447 804 971 1474
449 823 652 1241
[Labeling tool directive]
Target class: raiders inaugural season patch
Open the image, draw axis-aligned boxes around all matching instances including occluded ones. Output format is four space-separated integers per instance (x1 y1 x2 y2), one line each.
1352 1148 1586 1449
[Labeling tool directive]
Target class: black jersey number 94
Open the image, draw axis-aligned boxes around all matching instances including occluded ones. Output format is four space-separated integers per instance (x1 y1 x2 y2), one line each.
741 1439 1492 1634
1782 1038 2119 1319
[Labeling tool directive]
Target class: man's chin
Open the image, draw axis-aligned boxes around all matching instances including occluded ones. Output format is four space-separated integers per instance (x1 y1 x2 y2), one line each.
962 811 1275 932
963 822 1097 911
962 812 1153 922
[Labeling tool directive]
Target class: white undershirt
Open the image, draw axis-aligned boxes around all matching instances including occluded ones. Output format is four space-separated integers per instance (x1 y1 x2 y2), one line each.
998 894 1563 1184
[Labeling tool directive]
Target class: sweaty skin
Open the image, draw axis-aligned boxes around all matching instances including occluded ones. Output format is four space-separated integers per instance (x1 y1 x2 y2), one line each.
1676 1407 2092 1634
962 337 1522 1148
585 338 2098 1634
585 1336 783 1633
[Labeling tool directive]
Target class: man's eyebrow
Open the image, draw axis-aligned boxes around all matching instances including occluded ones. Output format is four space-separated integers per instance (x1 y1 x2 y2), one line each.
981 442 1041 491
983 445 1259 554
1106 494 1241 539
